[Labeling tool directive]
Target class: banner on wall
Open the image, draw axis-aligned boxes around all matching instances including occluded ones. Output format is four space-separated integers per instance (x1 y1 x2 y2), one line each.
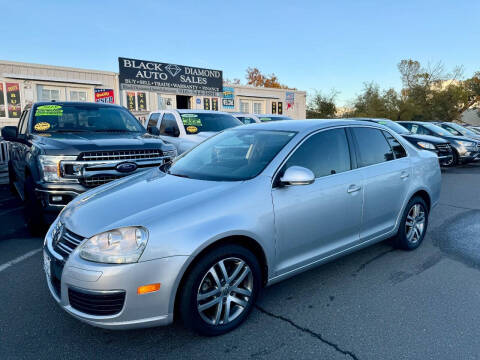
0 83 5 117
94 89 115 103
127 92 136 110
137 92 146 110
118 57 223 97
286 92 295 110
272 102 277 114
222 86 234 109
204 98 210 110
6 83 21 118
212 98 218 111
278 102 283 115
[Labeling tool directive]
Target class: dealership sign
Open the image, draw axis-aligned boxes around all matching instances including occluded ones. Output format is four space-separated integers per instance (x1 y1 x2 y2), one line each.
118 57 223 97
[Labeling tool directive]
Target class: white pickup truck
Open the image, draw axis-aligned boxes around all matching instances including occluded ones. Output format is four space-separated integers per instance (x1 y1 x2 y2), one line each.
146 110 242 154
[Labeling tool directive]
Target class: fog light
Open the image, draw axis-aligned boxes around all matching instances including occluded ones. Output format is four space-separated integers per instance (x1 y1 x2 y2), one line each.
52 195 63 202
137 283 161 295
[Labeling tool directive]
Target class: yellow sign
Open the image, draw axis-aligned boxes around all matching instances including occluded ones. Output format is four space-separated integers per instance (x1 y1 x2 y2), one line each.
186 125 198 134
34 122 51 131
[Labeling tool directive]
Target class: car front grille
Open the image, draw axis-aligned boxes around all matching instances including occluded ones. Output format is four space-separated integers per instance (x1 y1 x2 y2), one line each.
79 149 162 162
435 143 452 153
68 287 126 316
53 229 85 258
80 174 122 188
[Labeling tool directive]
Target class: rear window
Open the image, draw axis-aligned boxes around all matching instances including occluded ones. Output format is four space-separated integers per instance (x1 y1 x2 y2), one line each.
180 112 241 134
32 104 144 133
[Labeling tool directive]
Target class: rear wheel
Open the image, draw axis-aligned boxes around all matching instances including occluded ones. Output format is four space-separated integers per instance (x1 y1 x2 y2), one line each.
392 196 428 250
24 176 46 236
179 245 261 336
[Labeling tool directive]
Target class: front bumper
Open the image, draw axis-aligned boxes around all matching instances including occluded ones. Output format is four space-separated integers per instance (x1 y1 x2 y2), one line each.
43 225 188 330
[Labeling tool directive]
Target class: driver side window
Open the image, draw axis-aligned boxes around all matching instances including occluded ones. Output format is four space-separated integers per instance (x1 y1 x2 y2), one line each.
283 128 351 178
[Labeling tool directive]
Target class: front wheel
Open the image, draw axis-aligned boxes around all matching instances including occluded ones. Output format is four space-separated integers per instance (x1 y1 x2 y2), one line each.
392 196 428 250
24 176 46 236
179 245 262 336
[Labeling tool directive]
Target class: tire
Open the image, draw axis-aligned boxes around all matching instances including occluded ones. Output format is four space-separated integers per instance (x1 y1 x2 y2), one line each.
392 196 428 250
179 244 262 336
443 150 458 167
24 176 46 236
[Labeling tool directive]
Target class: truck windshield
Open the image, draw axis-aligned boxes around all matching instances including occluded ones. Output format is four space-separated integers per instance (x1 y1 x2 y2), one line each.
166 129 296 181
179 112 241 135
31 104 144 133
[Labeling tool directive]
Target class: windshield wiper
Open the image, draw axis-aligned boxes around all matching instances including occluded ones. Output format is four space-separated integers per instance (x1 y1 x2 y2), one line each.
167 170 190 178
54 129 89 133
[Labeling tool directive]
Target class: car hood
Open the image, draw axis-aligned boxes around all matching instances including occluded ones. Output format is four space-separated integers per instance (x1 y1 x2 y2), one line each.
441 134 480 143
32 132 169 156
402 134 449 144
61 168 241 238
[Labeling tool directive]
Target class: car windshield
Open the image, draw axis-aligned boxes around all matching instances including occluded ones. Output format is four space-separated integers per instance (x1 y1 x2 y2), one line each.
423 123 452 136
179 112 241 134
31 104 144 133
376 120 410 134
258 116 292 122
447 123 478 137
166 129 296 181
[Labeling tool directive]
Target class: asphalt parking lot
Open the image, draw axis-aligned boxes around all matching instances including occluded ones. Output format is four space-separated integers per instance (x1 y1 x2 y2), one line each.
1 164 480 360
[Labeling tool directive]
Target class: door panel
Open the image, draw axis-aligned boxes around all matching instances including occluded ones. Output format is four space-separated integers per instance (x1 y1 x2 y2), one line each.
272 171 363 275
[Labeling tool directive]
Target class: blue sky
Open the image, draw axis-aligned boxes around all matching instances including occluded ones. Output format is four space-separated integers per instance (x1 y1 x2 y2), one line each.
3 0 479 105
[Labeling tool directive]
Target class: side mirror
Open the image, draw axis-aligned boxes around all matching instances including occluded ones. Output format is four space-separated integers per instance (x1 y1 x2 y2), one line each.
147 126 160 136
1 126 18 141
280 166 315 186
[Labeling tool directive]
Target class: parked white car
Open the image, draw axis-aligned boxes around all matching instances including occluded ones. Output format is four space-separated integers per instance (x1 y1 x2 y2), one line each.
232 113 293 124
146 110 242 154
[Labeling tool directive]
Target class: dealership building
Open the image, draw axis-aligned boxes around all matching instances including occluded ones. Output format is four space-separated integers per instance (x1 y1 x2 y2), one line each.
0 59 306 129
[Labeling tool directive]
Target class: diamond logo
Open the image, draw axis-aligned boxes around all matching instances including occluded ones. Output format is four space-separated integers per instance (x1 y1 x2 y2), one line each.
165 64 181 77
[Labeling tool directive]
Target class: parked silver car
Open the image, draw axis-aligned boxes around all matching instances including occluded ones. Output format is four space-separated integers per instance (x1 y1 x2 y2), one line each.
43 120 441 335
145 109 242 154
232 113 293 124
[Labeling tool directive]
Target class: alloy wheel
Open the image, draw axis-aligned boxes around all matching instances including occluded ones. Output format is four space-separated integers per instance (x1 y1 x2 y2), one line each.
405 204 426 244
196 257 253 326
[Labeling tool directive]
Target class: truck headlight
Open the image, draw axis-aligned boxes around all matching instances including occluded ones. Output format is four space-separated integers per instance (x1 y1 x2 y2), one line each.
417 142 436 150
458 141 475 147
79 226 148 264
38 155 76 182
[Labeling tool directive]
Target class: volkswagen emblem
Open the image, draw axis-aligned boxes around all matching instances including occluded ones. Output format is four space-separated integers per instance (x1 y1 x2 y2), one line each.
116 162 138 173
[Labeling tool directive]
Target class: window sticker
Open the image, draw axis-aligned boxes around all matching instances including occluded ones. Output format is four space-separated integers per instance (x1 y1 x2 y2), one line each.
186 125 199 134
35 105 63 117
259 117 272 122
378 121 387 125
34 122 51 131
181 114 202 126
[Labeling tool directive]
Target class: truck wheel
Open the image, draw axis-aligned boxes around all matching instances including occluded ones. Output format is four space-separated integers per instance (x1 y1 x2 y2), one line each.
24 176 46 236
179 244 262 336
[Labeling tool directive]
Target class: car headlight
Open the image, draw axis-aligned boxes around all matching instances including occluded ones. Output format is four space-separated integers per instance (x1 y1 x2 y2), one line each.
38 155 76 182
417 142 436 150
458 141 475 147
79 226 148 264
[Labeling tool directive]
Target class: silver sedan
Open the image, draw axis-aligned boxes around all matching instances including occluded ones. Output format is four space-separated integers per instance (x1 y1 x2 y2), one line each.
43 119 441 335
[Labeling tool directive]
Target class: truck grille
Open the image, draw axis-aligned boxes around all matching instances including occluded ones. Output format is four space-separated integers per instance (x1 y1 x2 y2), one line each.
79 149 162 161
53 229 85 258
80 175 122 188
68 287 126 316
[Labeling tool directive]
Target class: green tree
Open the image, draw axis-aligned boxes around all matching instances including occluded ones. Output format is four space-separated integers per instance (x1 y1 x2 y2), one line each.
306 90 338 118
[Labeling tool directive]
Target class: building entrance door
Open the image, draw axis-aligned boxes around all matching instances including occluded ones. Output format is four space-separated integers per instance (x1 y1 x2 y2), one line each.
176 95 191 109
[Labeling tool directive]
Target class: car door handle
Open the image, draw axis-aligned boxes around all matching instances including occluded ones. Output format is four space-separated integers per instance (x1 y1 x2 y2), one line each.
347 185 362 193
400 171 409 179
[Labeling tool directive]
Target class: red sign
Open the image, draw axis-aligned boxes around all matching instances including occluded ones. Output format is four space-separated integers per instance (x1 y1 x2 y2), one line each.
94 88 115 103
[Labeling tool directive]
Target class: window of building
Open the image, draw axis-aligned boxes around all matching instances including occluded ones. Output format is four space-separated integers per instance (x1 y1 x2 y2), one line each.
37 85 63 102
69 90 88 102
283 128 351 178
253 102 263 114
351 127 394 167
240 100 249 113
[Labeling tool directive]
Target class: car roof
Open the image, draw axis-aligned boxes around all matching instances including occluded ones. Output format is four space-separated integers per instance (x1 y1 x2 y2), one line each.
32 101 120 108
239 119 384 132
176 109 232 115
